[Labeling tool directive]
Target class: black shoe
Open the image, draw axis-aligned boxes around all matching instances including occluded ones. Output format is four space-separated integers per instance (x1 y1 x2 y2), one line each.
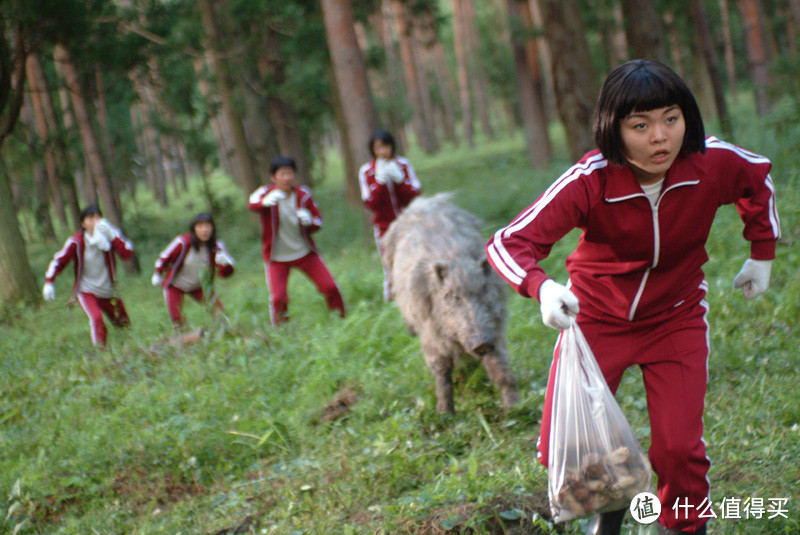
586 509 626 535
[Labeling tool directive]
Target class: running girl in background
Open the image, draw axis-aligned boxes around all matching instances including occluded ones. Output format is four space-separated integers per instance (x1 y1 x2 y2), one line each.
358 129 422 300
248 156 345 326
151 212 234 328
43 206 136 347
486 60 780 535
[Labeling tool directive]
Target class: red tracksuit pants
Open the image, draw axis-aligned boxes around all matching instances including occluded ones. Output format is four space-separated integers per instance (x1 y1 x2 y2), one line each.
266 252 345 326
537 297 711 533
163 285 222 326
77 292 131 346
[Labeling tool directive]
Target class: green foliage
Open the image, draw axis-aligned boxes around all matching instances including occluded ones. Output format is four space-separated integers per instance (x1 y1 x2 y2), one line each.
2 110 800 535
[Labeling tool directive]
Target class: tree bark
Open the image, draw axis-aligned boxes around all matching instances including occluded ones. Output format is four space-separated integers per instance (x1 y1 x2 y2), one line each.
737 0 771 115
197 0 260 195
621 0 668 64
539 0 598 161
689 0 733 138
26 53 67 227
21 97 56 240
462 0 494 139
193 56 235 178
452 0 474 147
321 0 379 206
392 0 437 153
26 52 80 226
260 27 311 185
0 159 40 307
54 43 140 273
507 0 551 167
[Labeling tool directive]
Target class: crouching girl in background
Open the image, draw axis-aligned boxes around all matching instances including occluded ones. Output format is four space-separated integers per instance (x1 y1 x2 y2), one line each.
151 212 235 327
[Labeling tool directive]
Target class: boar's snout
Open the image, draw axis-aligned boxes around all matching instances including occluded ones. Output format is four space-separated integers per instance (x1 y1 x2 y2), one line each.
472 341 495 356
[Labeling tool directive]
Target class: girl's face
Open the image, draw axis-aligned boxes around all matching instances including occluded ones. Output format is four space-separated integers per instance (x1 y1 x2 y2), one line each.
194 221 214 242
81 213 102 234
619 105 686 185
271 166 296 192
372 140 394 160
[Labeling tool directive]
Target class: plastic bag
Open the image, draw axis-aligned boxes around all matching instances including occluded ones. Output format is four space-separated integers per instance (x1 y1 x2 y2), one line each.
548 324 653 523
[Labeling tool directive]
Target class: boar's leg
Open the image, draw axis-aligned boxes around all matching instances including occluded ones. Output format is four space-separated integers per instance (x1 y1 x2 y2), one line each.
480 353 520 408
426 352 455 413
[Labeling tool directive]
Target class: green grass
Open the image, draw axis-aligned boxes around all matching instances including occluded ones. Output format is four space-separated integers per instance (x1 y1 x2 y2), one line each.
2 118 799 534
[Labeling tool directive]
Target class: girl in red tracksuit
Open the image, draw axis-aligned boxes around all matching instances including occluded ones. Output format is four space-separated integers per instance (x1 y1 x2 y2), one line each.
486 61 780 535
358 129 422 299
151 212 235 327
248 156 345 326
43 206 135 347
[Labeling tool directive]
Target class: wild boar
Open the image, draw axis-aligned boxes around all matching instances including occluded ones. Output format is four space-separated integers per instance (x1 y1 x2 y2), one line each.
381 193 519 413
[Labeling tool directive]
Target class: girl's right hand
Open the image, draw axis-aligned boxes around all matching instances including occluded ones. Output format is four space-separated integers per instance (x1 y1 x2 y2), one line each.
539 279 580 330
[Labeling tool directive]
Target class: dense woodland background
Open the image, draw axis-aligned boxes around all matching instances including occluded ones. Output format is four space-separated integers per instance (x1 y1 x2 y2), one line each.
0 0 799 306
1 1 799 534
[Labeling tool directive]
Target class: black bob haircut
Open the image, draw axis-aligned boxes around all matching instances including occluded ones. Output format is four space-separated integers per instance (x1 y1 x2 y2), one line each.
79 205 102 223
189 212 217 249
368 129 396 158
593 59 706 166
269 156 297 175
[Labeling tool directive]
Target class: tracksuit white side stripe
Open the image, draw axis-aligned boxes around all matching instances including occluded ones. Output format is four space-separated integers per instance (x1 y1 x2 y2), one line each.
77 293 98 346
46 237 77 279
489 154 608 286
764 173 781 238
707 137 780 238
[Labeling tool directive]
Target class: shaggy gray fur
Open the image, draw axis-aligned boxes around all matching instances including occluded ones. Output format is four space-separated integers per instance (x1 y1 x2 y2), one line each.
381 193 519 413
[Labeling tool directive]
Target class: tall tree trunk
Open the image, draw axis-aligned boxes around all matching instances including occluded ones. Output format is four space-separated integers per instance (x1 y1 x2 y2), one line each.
462 0 494 139
321 0 379 206
54 43 140 273
0 163 40 307
689 0 733 138
452 0 474 147
622 0 668 63
528 0 557 123
53 51 95 206
539 0 598 161
737 0 771 115
27 52 80 226
193 56 235 178
392 0 437 153
26 53 67 227
260 27 310 185
719 0 738 100
507 0 551 167
197 0 260 195
21 98 56 240
378 0 411 150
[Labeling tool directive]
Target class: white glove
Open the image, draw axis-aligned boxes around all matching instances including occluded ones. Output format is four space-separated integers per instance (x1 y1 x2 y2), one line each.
86 231 111 252
374 159 390 185
733 258 772 299
539 279 580 330
43 282 56 302
215 250 233 266
262 189 286 207
95 218 114 240
296 208 312 226
151 272 164 287
384 160 405 183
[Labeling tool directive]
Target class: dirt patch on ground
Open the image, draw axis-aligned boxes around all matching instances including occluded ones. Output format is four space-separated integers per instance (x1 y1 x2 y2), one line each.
111 465 206 511
315 384 360 423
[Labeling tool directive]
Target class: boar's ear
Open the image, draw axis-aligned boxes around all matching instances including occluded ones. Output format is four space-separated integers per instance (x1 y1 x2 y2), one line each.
433 262 449 283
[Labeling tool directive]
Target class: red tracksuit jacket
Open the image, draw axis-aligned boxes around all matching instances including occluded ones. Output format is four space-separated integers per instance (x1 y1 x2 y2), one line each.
358 156 422 235
154 233 235 288
44 229 135 297
247 185 323 262
486 136 781 322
